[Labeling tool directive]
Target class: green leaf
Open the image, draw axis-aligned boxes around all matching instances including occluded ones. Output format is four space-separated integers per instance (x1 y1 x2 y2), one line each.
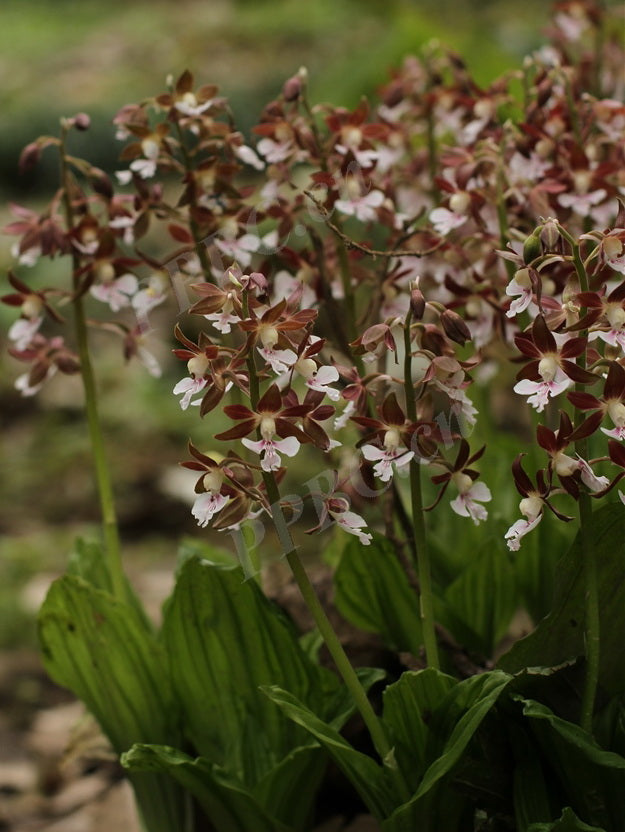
38 575 185 832
516 696 625 830
384 670 511 831
264 685 398 821
382 668 457 788
67 538 152 630
508 721 555 831
498 504 625 695
439 546 517 656
162 556 338 784
334 533 422 655
527 806 607 831
123 744 288 832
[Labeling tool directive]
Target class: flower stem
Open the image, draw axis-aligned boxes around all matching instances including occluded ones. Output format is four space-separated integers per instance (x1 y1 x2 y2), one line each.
578 491 599 733
261 471 395 765
59 125 125 601
403 313 440 669
569 238 599 733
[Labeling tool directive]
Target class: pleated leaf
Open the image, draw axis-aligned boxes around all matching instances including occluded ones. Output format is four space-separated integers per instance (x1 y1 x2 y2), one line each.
439 546 517 657
162 556 339 784
527 806 607 831
264 685 399 821
499 504 625 695
334 534 423 655
383 670 511 831
123 744 288 832
516 696 625 830
38 574 185 832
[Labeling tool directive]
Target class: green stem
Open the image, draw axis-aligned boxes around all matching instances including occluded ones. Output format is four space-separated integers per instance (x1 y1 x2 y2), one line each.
59 126 125 600
261 472 395 766
173 120 215 283
403 314 440 669
578 491 599 733
569 236 598 732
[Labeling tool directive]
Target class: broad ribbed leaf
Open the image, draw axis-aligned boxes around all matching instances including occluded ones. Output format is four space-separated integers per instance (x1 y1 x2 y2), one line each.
440 547 516 656
123 744 287 832
382 669 457 789
499 504 625 694
264 685 398 821
509 722 555 831
334 534 422 655
384 671 511 830
516 696 625 830
162 556 338 784
38 575 185 832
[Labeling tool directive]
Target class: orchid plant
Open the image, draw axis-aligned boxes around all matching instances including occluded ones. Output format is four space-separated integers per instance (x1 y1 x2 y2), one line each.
4 1 625 829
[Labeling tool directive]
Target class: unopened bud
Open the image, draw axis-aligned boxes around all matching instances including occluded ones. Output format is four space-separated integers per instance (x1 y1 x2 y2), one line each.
523 229 542 264
540 218 560 251
410 285 426 319
73 113 91 131
282 74 302 102
440 309 471 345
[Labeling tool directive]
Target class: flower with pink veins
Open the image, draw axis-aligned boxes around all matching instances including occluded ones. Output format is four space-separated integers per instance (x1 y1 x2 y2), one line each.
361 424 414 483
450 472 492 525
191 468 229 528
90 273 138 312
335 178 385 223
173 353 210 410
131 272 168 322
505 268 535 318
505 493 544 551
429 191 471 236
242 415 301 472
294 357 340 401
513 316 594 413
8 316 43 351
514 367 571 413
329 508 372 545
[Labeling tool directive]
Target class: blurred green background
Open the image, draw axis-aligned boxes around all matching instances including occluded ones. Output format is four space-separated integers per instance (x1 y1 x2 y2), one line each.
0 0 603 647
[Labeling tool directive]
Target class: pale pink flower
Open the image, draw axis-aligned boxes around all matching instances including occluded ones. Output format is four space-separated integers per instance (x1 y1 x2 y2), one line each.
505 269 535 318
300 363 341 401
8 317 43 350
192 492 229 528
361 444 414 482
15 365 57 397
450 477 492 525
259 346 298 375
505 494 544 551
558 189 607 218
514 371 571 413
335 187 385 223
234 144 265 170
241 435 300 472
328 509 372 545
132 273 168 321
257 137 294 163
90 273 138 312
173 376 207 410
429 207 468 236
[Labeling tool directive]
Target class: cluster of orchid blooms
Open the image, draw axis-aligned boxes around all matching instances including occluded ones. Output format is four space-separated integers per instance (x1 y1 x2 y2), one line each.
3 0 625 555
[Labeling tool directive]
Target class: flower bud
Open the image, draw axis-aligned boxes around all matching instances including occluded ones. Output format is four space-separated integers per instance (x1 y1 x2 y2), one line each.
540 218 560 251
523 229 542 264
410 284 426 319
282 74 302 102
440 309 471 345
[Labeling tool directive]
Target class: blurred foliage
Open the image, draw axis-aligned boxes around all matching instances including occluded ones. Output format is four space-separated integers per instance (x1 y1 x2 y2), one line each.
0 0 553 198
